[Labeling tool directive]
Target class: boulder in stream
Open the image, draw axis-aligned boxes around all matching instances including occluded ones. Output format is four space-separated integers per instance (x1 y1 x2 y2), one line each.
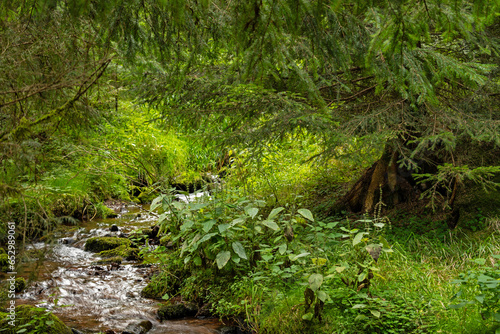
84 237 133 253
157 302 198 321
0 304 72 334
98 244 140 261
122 319 153 334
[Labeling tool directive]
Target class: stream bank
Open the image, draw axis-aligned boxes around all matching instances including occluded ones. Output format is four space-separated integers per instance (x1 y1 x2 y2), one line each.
10 201 229 334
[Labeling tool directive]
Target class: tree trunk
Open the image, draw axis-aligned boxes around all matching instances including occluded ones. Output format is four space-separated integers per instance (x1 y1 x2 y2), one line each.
339 145 417 214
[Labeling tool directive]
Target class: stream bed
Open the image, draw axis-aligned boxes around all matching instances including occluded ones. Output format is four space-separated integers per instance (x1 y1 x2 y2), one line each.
16 201 224 334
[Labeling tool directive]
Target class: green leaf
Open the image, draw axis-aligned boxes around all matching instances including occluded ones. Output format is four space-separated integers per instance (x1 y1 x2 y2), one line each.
317 290 328 302
262 220 279 231
150 196 162 211
448 302 468 309
297 208 314 222
370 310 381 318
232 241 248 260
268 207 285 220
302 312 314 321
353 232 366 246
218 224 229 233
230 217 245 227
193 256 202 266
475 294 485 304
494 313 500 322
352 304 366 309
198 232 217 244
308 273 324 291
161 293 169 300
216 251 231 269
473 258 486 265
278 243 287 255
245 207 259 219
289 252 310 261
16 329 28 333
335 266 346 273
202 219 216 233
45 320 55 325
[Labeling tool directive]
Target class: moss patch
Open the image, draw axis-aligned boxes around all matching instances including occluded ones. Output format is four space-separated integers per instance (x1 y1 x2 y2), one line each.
98 244 140 261
141 273 178 299
0 252 8 272
84 237 132 253
15 278 26 293
95 256 123 264
0 304 72 334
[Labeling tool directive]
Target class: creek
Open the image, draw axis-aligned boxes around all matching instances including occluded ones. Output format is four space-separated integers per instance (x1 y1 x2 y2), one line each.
16 198 224 334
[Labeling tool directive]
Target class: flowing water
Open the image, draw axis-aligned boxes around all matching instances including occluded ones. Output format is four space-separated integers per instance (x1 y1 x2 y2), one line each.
16 199 224 334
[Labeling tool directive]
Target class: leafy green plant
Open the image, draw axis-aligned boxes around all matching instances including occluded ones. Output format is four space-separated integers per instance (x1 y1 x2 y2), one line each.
151 189 318 272
450 256 500 326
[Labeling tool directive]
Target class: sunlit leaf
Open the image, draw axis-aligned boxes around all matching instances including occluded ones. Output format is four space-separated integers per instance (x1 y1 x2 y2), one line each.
278 243 287 255
297 208 314 222
232 241 248 260
268 207 285 220
308 273 323 291
216 251 231 269
353 232 366 246
317 290 328 302
262 220 279 231
202 219 216 233
289 252 310 261
245 207 259 219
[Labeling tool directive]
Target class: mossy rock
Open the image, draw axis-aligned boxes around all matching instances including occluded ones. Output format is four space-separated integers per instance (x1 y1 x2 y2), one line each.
140 273 179 299
15 278 26 293
0 252 8 272
0 304 72 334
95 256 123 265
157 302 198 321
98 245 140 261
84 237 132 253
159 235 171 247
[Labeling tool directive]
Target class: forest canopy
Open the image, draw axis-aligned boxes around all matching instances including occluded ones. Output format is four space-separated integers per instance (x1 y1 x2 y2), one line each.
1 0 500 214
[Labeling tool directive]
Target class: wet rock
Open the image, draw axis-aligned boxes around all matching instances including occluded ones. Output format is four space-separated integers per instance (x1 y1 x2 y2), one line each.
110 225 119 232
15 277 26 293
196 303 212 318
0 304 72 334
99 245 140 261
84 237 132 253
157 302 198 321
60 237 76 245
122 319 153 334
71 329 85 334
219 327 239 334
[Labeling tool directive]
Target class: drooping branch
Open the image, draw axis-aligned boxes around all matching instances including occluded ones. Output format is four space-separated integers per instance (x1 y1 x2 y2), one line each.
0 57 112 143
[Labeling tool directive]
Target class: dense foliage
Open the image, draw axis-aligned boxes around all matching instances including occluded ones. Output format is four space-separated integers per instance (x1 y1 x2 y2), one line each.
1 1 500 333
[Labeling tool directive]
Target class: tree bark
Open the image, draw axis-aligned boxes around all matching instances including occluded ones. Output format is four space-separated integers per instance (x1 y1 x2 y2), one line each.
339 145 416 214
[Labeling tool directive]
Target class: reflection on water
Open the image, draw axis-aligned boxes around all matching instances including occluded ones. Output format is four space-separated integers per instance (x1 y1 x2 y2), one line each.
17 203 222 333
